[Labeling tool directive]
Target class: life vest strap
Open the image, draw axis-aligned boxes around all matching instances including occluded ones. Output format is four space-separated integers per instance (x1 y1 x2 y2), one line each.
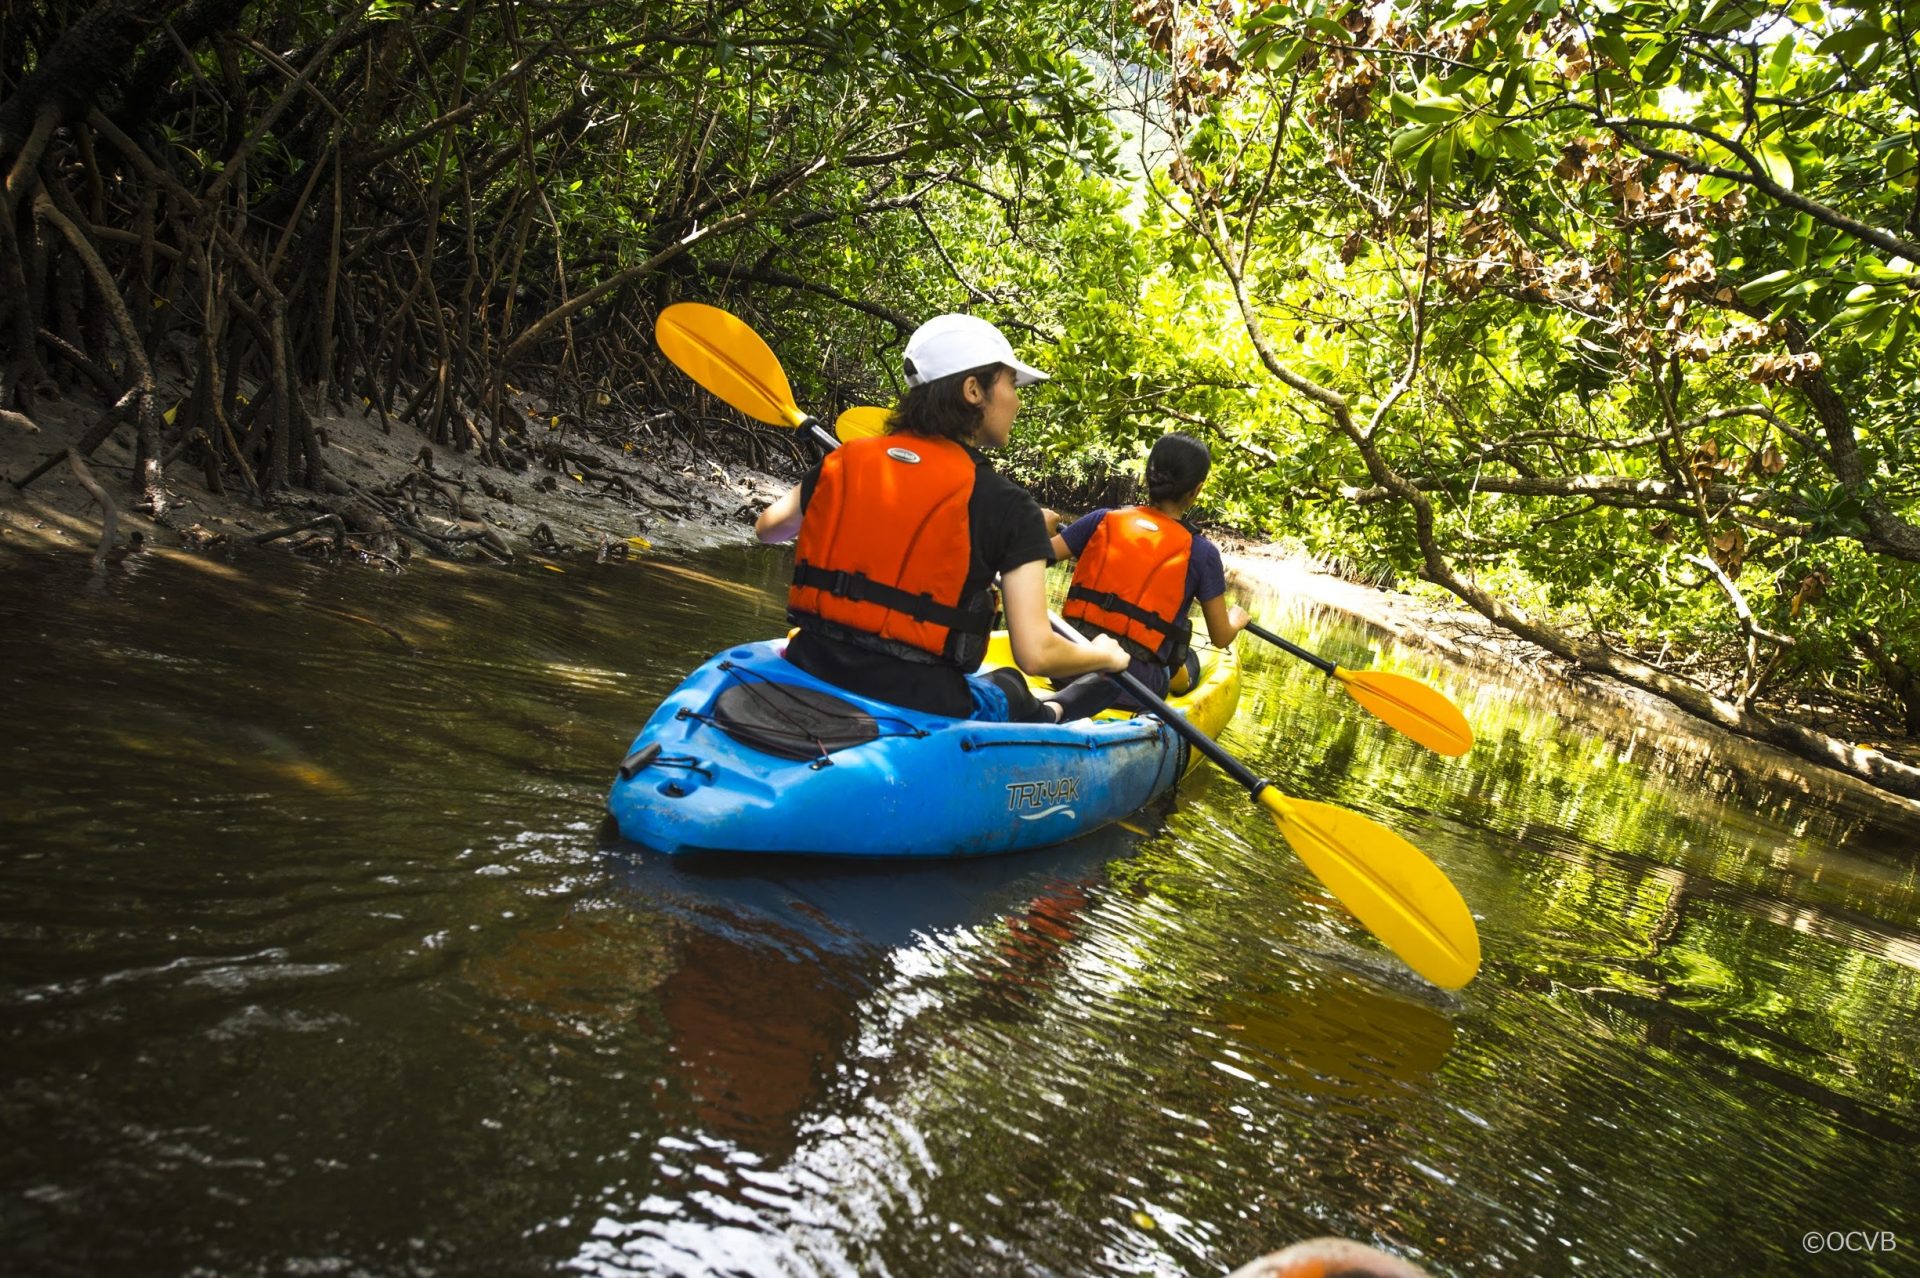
793 562 994 635
1065 583 1177 641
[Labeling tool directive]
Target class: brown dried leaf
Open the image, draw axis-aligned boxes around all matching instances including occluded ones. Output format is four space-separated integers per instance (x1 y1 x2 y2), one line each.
1709 526 1748 571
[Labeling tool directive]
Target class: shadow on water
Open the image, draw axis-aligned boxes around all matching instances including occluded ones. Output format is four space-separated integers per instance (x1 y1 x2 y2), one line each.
603 814 1162 956
3 542 1919 1277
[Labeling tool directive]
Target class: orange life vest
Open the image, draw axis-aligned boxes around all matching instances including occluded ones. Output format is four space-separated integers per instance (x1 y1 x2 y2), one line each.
788 435 995 667
1063 505 1193 663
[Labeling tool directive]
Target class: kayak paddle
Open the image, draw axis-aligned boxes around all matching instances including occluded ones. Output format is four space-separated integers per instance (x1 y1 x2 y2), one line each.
833 405 891 441
654 303 841 452
1047 614 1479 989
1246 621 1475 757
654 302 1482 988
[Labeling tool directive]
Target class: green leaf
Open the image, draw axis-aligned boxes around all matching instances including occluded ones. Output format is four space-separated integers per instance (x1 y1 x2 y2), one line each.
1756 136 1794 190
1489 0 1536 38
1788 211 1815 267
1698 0 1755 34
1883 303 1911 353
1834 300 1896 331
1390 121 1445 161
1485 125 1537 164
1494 73 1520 114
1888 148 1917 189
1430 128 1458 184
1765 34 1798 91
1855 256 1915 283
1592 30 1633 70
1768 278 1824 316
1269 36 1312 75
1816 17 1887 60
1634 37 1684 86
1242 33 1310 75
1424 94 1471 121
1736 268 1796 303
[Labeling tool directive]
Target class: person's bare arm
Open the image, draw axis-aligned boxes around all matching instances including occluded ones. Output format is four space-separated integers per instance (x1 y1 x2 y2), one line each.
1000 560 1129 676
755 483 804 544
1048 532 1071 562
1199 595 1250 647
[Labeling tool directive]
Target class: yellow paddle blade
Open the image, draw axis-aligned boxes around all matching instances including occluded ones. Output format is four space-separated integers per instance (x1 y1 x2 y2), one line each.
1258 789 1481 989
655 303 806 429
834 405 892 441
1334 667 1475 756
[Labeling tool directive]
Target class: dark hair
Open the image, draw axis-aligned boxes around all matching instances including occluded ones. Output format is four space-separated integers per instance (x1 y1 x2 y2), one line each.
1145 432 1211 502
889 363 1010 441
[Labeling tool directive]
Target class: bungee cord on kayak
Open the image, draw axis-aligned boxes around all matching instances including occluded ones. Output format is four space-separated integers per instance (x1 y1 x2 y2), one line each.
696 660 928 766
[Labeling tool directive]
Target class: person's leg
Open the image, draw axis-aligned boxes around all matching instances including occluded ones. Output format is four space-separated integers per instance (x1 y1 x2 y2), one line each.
969 666 1060 723
1044 672 1122 723
1099 655 1173 714
964 670 1011 721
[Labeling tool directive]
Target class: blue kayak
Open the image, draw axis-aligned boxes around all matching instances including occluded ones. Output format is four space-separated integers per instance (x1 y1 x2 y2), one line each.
606 633 1241 858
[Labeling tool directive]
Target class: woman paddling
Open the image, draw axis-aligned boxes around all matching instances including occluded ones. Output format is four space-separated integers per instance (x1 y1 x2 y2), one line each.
754 314 1128 721
1044 432 1250 722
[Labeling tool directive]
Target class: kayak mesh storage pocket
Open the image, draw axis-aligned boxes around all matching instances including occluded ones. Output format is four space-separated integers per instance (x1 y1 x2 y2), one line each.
707 680 883 761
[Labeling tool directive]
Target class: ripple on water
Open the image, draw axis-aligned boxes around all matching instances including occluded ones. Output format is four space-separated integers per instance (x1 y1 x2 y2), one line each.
3 552 1919 1278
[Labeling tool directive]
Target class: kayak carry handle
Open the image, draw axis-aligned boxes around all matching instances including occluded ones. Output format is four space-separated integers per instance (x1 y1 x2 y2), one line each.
618 742 663 780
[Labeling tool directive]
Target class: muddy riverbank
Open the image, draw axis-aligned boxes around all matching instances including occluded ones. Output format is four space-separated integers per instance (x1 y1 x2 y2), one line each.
1 389 795 567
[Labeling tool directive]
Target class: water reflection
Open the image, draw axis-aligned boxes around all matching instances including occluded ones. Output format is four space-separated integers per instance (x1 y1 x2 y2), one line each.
604 819 1163 1147
1208 978 1456 1107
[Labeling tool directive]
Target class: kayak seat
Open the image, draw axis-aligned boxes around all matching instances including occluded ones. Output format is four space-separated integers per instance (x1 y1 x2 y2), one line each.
706 677 885 762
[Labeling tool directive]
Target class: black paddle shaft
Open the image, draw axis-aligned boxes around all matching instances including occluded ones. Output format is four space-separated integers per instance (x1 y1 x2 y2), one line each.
1048 616 1270 798
1113 666 1269 795
1244 620 1338 677
798 416 842 453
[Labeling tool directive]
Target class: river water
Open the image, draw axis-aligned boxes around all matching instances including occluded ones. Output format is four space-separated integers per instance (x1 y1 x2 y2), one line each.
2 543 1916 1277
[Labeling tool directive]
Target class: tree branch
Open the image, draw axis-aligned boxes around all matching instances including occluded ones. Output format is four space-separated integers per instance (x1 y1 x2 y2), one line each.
1601 113 1920 265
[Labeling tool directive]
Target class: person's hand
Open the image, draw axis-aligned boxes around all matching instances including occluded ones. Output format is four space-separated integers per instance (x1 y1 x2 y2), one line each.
1040 506 1065 536
1228 605 1251 632
1089 632 1130 674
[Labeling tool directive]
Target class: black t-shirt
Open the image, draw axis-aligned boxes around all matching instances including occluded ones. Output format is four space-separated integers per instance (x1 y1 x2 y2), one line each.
784 441 1051 717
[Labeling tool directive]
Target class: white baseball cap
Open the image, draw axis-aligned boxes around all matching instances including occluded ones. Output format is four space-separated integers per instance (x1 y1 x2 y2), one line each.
902 313 1050 388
